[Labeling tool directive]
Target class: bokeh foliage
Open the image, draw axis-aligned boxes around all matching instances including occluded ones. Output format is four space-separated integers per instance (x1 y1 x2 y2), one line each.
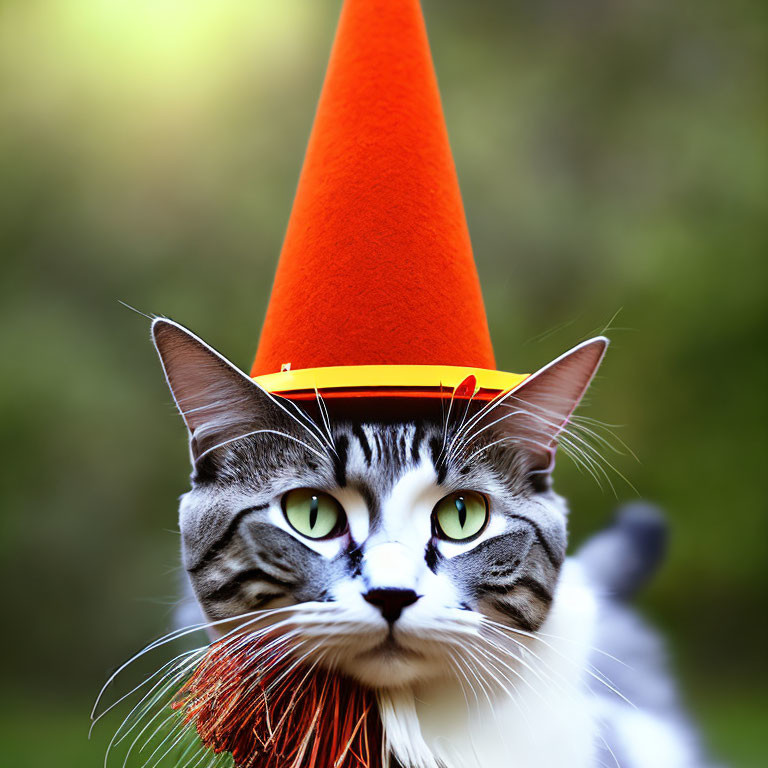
0 0 765 765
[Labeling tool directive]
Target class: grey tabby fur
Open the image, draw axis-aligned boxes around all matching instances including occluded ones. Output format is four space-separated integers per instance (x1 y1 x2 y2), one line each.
153 318 718 768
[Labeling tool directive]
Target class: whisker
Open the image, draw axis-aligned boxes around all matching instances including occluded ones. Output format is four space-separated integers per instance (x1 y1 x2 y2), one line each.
250 382 334 455
437 379 462 467
140 717 188 768
458 433 552 466
569 416 639 463
122 709 178 768
436 377 481 468
461 644 534 733
195 428 329 464
93 604 304 720
600 734 622 768
481 618 636 709
466 640 544 705
313 387 339 458
173 732 207 768
441 385 520 466
107 652 201 757
475 631 572 701
445 656 474 714
180 743 213 768
90 648 203 736
455 646 496 711
534 630 635 671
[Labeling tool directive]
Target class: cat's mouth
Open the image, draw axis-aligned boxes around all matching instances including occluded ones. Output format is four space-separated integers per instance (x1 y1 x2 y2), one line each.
341 630 450 688
359 634 423 660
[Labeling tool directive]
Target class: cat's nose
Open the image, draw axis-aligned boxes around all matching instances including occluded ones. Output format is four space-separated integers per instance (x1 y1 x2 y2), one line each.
363 588 419 624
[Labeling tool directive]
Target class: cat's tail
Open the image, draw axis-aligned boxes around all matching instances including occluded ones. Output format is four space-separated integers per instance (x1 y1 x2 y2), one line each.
577 502 667 601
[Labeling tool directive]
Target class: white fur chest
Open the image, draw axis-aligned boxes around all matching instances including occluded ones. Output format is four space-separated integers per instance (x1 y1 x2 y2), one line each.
385 561 600 768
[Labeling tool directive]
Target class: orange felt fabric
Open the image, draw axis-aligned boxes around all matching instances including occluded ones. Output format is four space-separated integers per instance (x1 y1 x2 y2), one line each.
251 0 495 377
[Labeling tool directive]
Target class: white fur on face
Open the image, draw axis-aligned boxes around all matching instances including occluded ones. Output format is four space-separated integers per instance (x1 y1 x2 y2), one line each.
277 460 487 689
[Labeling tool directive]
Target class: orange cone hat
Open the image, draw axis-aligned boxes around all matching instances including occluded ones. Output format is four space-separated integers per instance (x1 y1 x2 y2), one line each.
251 0 526 401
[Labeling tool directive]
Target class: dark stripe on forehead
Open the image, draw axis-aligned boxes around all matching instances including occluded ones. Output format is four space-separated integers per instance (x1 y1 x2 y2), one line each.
334 434 349 486
377 432 389 465
429 436 446 483
379 431 394 466
187 504 269 573
411 423 424 464
351 424 372 465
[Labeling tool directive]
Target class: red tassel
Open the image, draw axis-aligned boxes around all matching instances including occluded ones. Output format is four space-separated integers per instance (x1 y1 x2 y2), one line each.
172 635 383 768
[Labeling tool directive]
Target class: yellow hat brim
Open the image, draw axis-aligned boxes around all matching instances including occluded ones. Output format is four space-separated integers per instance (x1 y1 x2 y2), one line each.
253 364 528 401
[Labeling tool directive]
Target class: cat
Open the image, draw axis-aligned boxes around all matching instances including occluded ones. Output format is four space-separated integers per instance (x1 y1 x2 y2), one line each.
149 317 716 768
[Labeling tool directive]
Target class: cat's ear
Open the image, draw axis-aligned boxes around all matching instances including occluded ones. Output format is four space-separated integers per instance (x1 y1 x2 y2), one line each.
151 319 310 465
489 337 608 474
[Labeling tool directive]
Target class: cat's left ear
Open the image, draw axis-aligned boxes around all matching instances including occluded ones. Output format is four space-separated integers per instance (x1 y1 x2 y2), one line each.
485 337 608 474
151 318 317 466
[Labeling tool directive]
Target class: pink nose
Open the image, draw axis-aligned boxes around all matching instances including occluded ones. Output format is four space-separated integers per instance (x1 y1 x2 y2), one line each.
363 588 420 624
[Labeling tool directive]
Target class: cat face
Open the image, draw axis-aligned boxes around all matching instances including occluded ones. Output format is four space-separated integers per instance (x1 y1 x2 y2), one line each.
153 320 606 689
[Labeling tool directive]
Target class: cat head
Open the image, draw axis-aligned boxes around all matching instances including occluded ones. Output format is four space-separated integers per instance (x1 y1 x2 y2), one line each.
153 319 607 688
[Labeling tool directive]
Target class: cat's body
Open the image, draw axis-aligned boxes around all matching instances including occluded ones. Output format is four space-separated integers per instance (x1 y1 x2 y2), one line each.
134 2 717 762
152 320 715 768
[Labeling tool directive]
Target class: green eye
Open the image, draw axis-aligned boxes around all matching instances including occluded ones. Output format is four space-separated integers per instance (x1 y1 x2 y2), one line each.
433 491 489 542
282 488 347 539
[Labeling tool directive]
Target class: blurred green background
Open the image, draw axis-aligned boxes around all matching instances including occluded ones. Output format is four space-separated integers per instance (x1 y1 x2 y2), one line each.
0 0 765 765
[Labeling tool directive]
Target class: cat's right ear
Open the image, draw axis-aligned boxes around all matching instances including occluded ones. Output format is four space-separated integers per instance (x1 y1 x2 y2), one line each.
151 319 310 466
